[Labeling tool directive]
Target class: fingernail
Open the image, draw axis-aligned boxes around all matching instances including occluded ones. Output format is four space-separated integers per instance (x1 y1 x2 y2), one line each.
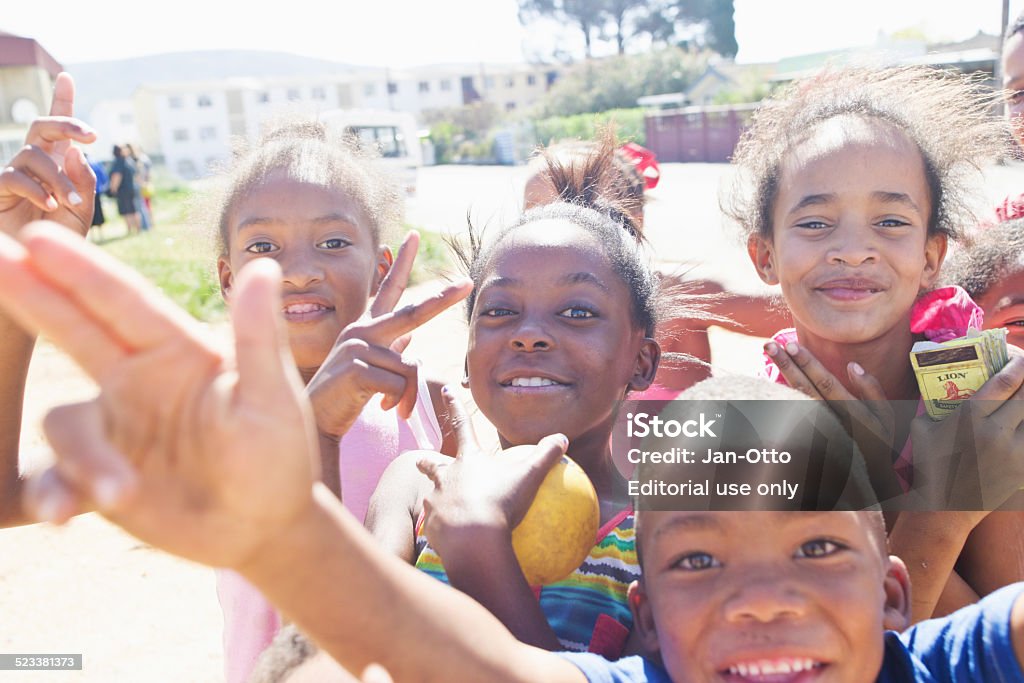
441 385 451 396
786 342 799 355
850 362 865 376
557 433 569 448
764 342 778 357
68 191 83 206
45 196 58 210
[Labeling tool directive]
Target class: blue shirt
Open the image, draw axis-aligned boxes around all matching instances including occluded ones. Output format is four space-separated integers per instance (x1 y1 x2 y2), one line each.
561 583 1024 683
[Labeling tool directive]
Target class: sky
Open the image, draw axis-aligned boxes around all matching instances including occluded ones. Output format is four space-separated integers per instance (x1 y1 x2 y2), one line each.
1 0 1019 67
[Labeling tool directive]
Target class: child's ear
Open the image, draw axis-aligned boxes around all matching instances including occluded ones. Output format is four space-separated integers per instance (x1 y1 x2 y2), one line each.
217 256 234 301
748 234 779 286
371 245 395 296
628 580 661 655
920 233 948 290
882 555 911 632
628 337 661 393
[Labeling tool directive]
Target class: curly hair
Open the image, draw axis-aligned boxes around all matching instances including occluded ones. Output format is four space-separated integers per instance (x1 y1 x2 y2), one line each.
725 66 1008 242
943 218 1024 300
205 119 402 257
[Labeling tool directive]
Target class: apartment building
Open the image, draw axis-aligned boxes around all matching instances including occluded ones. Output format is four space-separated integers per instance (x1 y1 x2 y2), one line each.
118 62 559 179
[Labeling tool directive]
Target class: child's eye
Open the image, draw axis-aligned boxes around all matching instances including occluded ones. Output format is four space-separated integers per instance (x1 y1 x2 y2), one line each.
876 218 911 228
317 237 350 250
558 306 596 319
795 220 830 230
1007 90 1024 105
796 539 844 558
481 307 516 318
245 241 277 254
673 552 720 571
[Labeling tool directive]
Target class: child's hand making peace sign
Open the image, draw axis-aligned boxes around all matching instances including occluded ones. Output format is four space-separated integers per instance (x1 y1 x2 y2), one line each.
0 73 96 237
306 231 471 441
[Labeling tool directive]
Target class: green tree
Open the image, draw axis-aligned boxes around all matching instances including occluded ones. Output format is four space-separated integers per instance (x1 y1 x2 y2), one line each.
518 0 602 58
539 46 708 116
634 0 737 58
519 0 737 60
422 102 501 163
600 0 651 55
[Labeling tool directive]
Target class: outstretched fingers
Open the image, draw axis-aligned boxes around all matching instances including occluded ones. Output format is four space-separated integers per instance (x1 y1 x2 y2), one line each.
0 223 210 381
357 277 472 347
765 340 854 403
0 229 125 377
40 399 138 515
369 230 420 317
1 144 87 212
46 73 78 158
25 117 96 150
231 258 305 406
48 73 75 118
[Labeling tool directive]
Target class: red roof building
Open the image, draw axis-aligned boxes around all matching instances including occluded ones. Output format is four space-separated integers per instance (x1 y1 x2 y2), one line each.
0 31 62 78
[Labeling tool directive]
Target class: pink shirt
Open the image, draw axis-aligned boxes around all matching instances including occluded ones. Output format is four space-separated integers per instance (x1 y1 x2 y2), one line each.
217 371 442 683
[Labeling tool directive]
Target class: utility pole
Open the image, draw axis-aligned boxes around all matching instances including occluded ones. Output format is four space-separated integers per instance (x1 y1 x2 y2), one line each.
996 0 1011 115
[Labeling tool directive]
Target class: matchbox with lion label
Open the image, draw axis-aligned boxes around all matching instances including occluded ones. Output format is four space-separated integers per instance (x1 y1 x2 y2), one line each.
911 328 1008 421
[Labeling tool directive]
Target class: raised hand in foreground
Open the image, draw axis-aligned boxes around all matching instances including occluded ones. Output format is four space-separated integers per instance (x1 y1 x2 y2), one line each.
0 221 582 683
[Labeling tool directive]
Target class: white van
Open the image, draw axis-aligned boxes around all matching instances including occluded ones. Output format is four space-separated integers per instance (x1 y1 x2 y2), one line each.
318 109 422 194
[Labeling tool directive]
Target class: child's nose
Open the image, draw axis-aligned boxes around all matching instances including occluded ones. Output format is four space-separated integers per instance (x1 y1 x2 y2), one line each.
826 232 878 267
279 252 325 289
722 574 808 624
510 317 554 351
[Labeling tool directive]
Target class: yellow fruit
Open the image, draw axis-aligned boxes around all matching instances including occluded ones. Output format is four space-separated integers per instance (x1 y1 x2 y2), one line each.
511 454 600 586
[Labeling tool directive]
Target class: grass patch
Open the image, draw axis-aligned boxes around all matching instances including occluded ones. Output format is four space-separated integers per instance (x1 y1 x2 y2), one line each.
96 222 225 323
397 227 456 286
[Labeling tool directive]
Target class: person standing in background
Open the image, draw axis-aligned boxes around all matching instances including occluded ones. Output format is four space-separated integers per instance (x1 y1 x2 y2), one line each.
125 143 153 230
108 144 140 235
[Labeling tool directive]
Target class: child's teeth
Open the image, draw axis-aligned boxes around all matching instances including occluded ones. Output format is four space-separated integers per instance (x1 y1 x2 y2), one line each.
511 377 557 387
285 303 324 313
728 659 819 677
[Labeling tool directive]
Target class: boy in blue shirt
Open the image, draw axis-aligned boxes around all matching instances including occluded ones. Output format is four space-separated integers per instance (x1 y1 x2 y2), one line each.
0 222 1023 683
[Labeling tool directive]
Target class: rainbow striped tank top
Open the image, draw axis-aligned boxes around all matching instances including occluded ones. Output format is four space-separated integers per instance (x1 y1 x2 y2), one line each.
414 507 638 658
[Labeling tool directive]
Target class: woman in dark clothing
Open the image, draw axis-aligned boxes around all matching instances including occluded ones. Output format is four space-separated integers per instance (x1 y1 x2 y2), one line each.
109 144 140 234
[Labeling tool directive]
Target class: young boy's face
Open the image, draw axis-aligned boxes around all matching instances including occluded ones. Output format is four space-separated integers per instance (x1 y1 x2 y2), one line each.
631 512 909 683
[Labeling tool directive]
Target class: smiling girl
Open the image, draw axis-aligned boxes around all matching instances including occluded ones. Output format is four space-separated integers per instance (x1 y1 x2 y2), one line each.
208 121 467 683
365 145 675 657
726 66 1020 619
